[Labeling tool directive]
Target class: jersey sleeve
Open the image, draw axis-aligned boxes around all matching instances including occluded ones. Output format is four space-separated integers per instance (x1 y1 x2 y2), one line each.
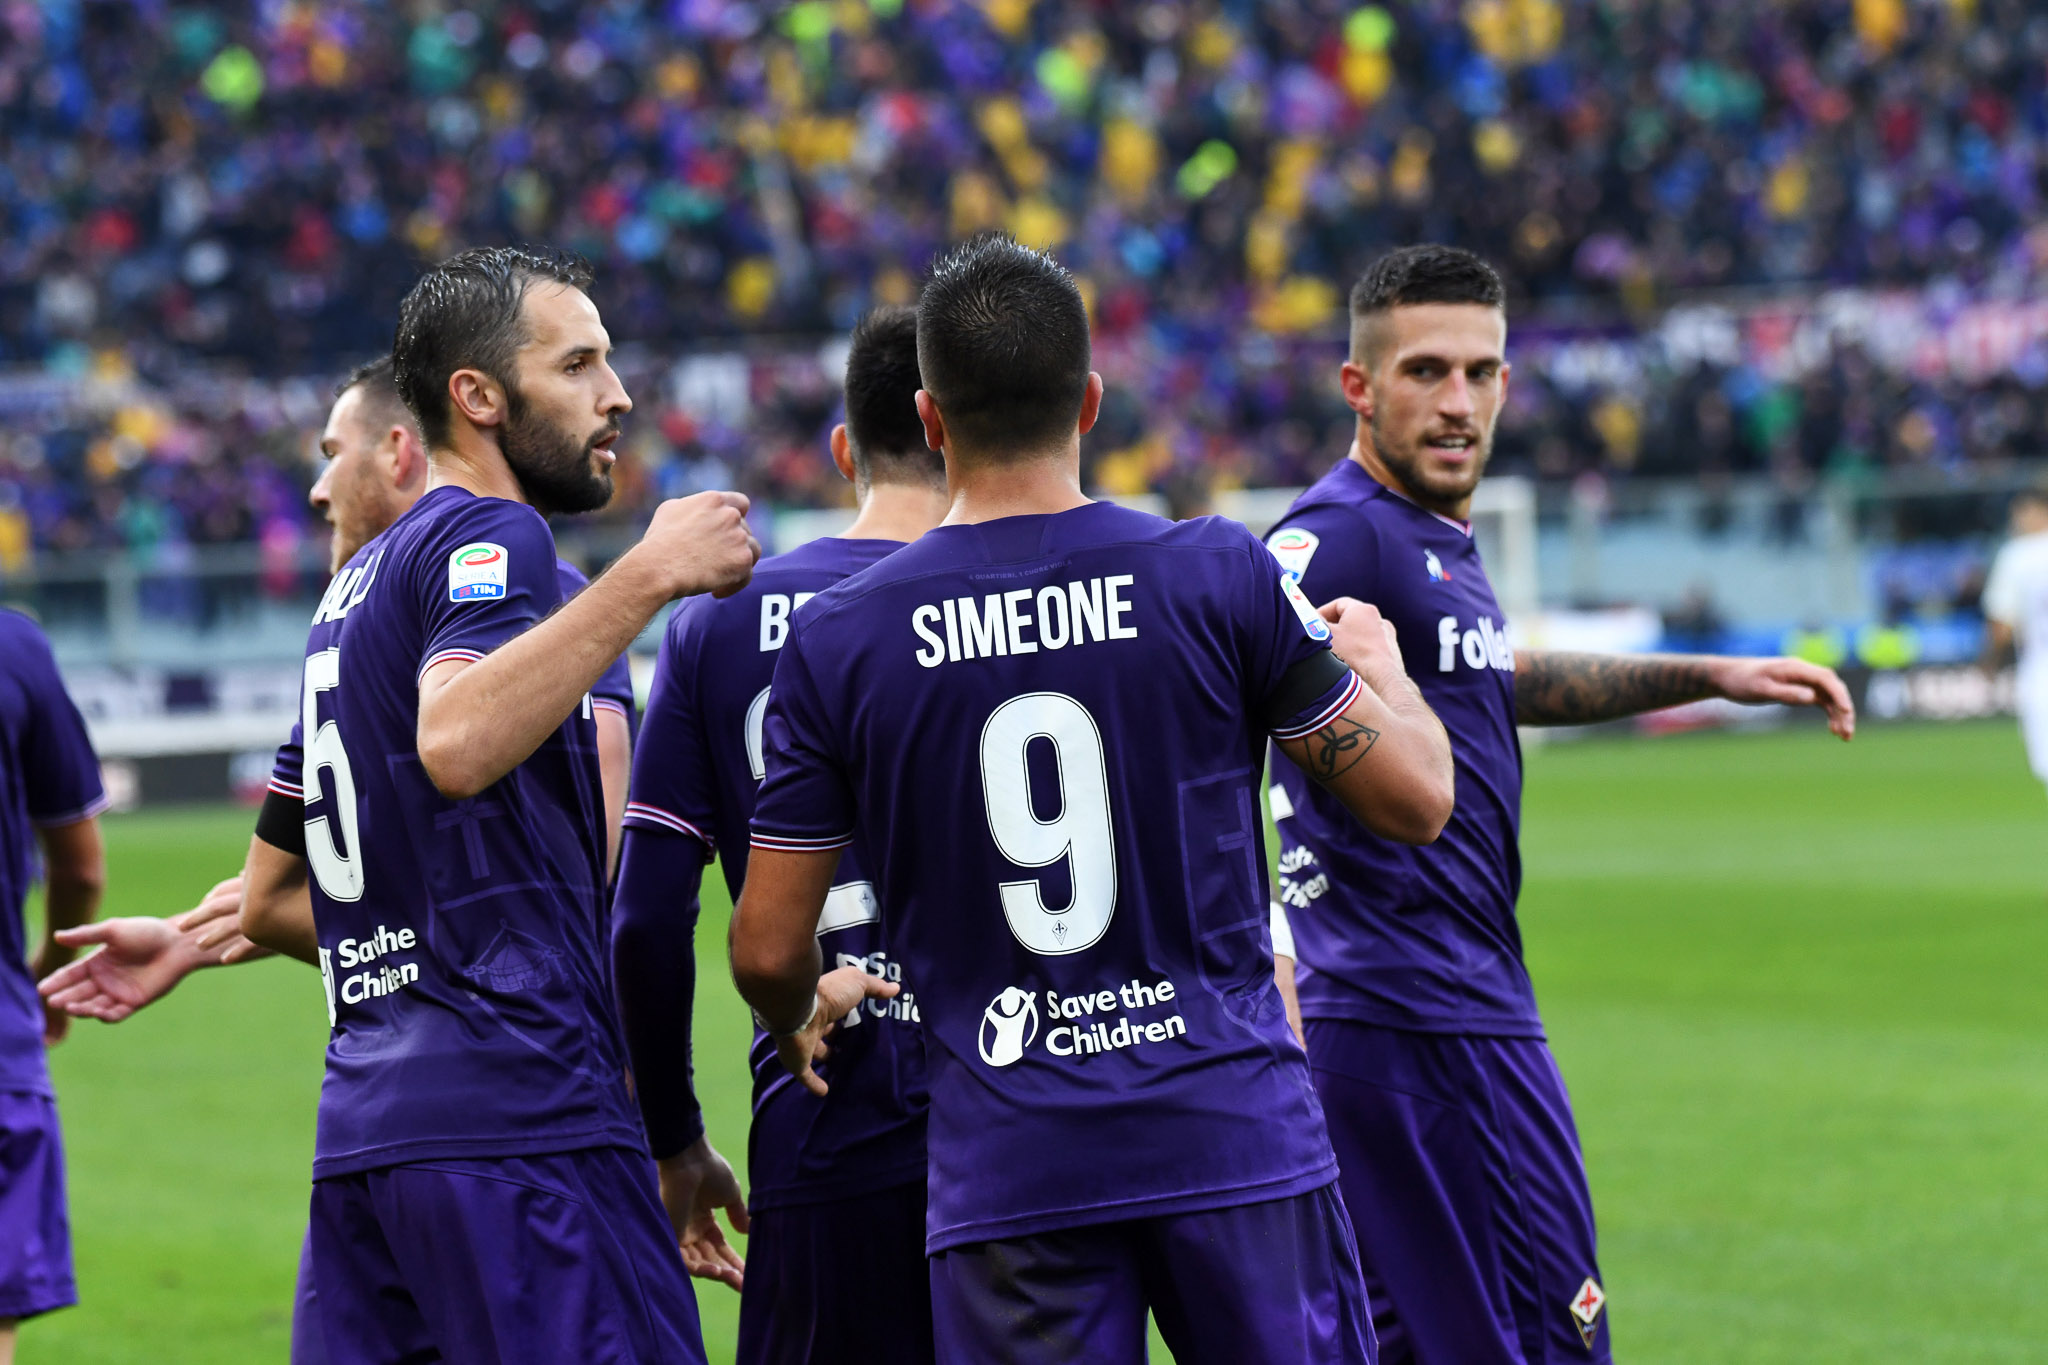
269 721 305 801
750 622 856 854
17 626 107 827
416 502 562 682
591 655 636 719
622 607 719 854
1240 534 1363 741
1267 502 1382 615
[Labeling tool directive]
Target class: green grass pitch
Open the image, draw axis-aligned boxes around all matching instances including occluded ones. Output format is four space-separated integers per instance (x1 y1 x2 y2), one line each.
19 720 2048 1362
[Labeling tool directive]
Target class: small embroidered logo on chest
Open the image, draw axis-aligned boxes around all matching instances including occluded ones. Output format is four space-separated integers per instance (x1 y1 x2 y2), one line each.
1424 548 1451 582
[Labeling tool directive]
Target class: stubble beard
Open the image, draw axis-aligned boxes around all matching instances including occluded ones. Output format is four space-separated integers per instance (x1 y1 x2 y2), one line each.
1370 409 1491 514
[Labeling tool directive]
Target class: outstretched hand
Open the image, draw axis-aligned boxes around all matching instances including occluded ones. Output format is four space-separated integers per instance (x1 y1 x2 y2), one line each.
1714 657 1856 740
770 965 900 1099
657 1137 750 1292
39 915 196 1024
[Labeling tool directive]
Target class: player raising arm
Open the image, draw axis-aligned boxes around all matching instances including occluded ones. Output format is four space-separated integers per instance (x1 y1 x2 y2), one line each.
732 236 1450 1365
1265 244 1854 1365
230 248 753 1365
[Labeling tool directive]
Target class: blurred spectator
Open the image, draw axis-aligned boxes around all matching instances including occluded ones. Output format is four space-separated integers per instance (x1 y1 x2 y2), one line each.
2 0 2046 550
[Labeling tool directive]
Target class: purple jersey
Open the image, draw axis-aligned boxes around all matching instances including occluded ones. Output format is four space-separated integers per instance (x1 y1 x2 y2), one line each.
0 610 107 1094
1266 459 1535 1035
291 484 643 1179
557 559 635 721
625 537 927 1210
752 502 1361 1251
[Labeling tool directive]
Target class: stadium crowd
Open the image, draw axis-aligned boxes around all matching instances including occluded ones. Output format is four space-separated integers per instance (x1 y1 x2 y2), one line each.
3 0 2046 555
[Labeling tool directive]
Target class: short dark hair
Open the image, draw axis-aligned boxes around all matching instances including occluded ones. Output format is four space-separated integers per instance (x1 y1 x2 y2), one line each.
392 247 595 447
1349 245 1506 361
916 235 1090 458
335 355 419 436
843 306 941 487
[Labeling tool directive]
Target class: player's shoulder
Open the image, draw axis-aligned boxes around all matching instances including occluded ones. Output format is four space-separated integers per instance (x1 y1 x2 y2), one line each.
387 486 551 565
0 607 59 687
0 605 54 654
553 557 591 595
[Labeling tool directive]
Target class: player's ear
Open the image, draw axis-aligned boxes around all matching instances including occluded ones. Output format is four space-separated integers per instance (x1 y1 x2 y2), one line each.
914 390 946 454
829 423 856 483
1340 359 1373 420
447 368 506 432
388 426 427 493
1497 360 1511 409
1076 372 1103 436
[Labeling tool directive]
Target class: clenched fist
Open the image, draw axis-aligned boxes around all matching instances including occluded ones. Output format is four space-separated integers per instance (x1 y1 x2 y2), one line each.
1319 597 1408 693
632 491 762 601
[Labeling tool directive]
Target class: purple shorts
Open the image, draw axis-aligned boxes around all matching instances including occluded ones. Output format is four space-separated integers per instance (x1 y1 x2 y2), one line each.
291 1225 325 1365
0 1089 75 1322
928 1185 1374 1365
306 1146 705 1365
1306 1019 1612 1364
737 1180 932 1365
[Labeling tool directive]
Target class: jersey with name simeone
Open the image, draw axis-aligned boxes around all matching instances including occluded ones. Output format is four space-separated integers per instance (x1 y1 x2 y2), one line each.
626 536 927 1211
1266 457 1536 1037
286 483 643 1179
752 502 1361 1251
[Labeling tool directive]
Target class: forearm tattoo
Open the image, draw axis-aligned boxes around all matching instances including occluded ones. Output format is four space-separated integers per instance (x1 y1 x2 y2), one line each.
1305 716 1380 782
1513 651 1718 726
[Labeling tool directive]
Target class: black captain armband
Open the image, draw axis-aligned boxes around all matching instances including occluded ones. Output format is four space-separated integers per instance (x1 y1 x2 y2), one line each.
1263 649 1355 733
254 787 306 857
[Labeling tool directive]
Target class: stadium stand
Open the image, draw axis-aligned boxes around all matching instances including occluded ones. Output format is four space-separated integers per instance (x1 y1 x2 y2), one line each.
0 0 2043 555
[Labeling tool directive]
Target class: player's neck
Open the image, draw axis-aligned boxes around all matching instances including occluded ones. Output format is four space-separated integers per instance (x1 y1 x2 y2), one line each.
941 449 1091 526
1350 430 1474 523
842 480 950 543
427 430 528 506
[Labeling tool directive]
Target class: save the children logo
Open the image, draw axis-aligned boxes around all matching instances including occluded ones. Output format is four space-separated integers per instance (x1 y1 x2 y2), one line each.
979 987 1039 1067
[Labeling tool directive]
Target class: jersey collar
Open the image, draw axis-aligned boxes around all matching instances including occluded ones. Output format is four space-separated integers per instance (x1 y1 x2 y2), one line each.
1347 445 1474 537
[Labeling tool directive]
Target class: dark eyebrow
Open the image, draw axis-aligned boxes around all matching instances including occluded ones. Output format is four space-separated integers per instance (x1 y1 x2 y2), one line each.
558 344 605 366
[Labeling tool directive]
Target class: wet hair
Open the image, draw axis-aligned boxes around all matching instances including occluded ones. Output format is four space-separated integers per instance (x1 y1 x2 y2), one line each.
916 234 1090 458
392 246 595 447
335 355 419 437
1349 245 1506 362
842 306 942 487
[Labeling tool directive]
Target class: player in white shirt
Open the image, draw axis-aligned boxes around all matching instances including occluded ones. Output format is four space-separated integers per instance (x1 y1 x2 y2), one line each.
1983 483 2048 791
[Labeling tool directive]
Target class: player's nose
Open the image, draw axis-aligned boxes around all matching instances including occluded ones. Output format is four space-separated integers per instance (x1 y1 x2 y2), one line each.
599 362 632 417
1439 372 1477 418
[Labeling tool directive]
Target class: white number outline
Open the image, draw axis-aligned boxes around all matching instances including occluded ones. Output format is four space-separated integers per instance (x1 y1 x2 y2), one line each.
978 691 1118 956
745 686 771 784
302 648 365 902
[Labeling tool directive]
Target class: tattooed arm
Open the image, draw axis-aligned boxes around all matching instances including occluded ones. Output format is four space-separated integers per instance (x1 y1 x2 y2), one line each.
1514 650 1856 739
1275 598 1455 844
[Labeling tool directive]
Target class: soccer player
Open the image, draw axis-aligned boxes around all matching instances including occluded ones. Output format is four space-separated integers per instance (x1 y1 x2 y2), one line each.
0 608 107 1364
40 355 637 1024
235 247 758 1364
39 352 644 1363
614 304 948 1362
730 235 1456 1365
1984 482 2048 801
1264 244 1854 1364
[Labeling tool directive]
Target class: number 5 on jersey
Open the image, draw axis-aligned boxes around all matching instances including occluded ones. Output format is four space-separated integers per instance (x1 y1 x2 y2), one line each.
303 648 365 901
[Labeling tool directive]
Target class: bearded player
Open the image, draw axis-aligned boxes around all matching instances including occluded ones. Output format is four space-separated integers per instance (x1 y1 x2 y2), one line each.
1265 245 1854 1363
38 352 645 1362
731 236 1456 1363
615 305 948 1363
232 247 757 1363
